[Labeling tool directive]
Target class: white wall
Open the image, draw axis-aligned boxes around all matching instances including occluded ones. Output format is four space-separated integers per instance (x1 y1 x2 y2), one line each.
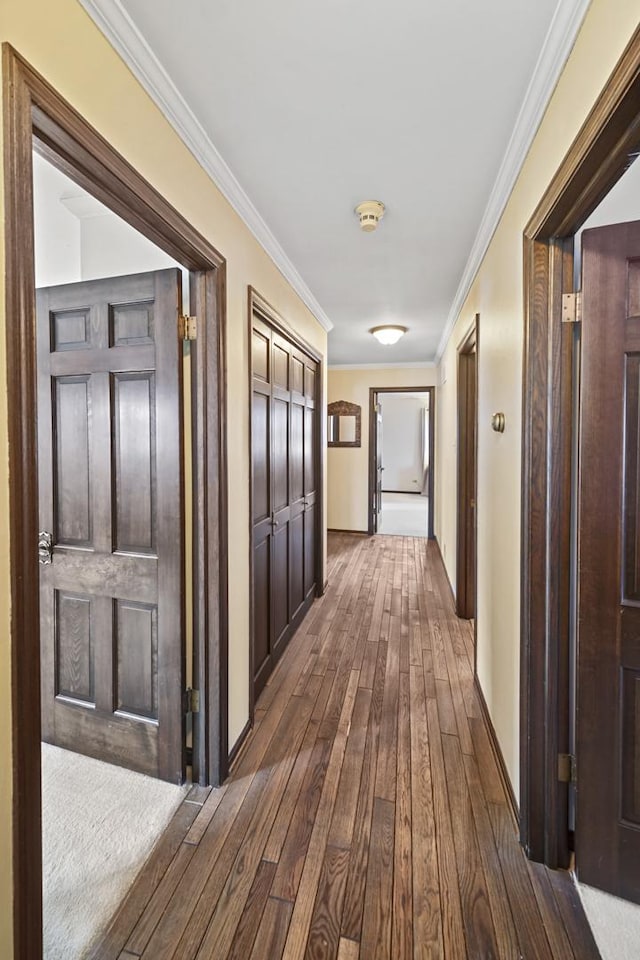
33 153 81 286
380 393 429 492
33 152 186 292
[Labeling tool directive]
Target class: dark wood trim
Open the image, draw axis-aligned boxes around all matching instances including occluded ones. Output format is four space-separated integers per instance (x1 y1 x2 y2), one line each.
456 317 479 628
327 528 369 535
368 388 377 536
247 287 326 724
521 24 640 870
476 678 520 826
367 386 435 538
381 489 423 495
191 264 230 787
3 44 229 958
3 43 42 960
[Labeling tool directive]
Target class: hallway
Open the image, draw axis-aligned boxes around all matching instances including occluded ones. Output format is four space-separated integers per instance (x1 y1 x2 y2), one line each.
92 533 599 960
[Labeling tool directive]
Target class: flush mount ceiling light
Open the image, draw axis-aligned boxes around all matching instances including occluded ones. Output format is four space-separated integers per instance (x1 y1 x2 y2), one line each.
355 200 385 232
370 325 408 345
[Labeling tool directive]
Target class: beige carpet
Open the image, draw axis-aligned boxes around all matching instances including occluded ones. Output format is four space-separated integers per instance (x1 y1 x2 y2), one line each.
42 743 189 959
579 883 640 960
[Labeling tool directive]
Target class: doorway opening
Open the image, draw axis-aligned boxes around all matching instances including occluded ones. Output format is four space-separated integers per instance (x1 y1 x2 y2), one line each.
456 317 478 623
521 21 640 922
33 149 196 957
368 386 435 538
4 46 228 960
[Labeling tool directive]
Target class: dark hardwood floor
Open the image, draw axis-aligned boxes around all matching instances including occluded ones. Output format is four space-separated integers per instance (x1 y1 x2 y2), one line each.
90 533 601 959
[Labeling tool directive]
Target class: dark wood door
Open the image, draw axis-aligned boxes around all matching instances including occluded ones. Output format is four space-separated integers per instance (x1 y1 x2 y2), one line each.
457 340 477 620
251 314 318 699
576 221 640 901
374 402 383 533
37 269 185 783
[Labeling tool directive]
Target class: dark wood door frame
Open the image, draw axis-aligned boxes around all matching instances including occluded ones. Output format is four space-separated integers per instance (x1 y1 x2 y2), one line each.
3 44 229 960
367 386 435 537
247 287 325 725
521 26 640 870
456 318 478 623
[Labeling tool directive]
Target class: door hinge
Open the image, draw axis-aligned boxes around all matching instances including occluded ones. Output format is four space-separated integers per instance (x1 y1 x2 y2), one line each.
561 292 582 325
184 688 200 714
558 753 577 784
179 315 197 341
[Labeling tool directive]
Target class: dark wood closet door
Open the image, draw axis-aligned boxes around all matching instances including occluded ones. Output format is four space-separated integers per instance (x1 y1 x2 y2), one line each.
576 221 640 902
271 332 292 658
37 269 185 783
251 313 318 700
251 316 273 695
289 348 307 620
303 355 318 601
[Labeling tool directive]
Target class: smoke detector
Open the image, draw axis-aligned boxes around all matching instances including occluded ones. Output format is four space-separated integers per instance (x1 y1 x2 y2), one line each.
355 200 385 232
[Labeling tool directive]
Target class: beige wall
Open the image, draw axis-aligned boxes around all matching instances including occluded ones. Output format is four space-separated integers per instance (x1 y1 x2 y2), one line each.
435 0 640 798
328 367 438 531
0 0 328 949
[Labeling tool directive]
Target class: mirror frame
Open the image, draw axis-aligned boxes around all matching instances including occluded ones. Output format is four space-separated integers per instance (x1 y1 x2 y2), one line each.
327 400 361 448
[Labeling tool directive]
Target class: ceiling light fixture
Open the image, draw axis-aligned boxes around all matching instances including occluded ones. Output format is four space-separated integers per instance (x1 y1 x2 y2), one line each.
355 200 385 232
370 325 408 345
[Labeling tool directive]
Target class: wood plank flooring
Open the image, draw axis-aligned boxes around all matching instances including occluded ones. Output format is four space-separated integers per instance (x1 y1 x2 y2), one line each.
90 533 601 960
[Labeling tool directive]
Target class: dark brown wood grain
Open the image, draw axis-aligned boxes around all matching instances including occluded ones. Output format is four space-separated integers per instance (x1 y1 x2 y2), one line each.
575 222 640 902
456 318 478 623
38 270 185 782
248 288 324 713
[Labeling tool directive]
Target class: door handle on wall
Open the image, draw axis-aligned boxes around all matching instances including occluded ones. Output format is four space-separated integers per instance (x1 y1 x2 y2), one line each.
38 531 53 565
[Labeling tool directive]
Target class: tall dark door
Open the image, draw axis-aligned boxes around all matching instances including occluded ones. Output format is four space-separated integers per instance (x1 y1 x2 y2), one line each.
576 221 640 901
37 269 185 783
457 337 477 620
373 402 383 533
251 313 318 699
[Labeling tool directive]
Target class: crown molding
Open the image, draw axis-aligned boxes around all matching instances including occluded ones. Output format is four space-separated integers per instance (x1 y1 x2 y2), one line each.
435 0 592 361
328 361 436 371
77 0 333 333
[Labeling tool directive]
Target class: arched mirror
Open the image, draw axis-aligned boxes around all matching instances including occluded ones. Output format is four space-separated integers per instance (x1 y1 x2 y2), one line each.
328 400 361 447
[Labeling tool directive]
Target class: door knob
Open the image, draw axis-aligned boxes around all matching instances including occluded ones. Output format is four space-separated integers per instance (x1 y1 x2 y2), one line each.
38 531 53 565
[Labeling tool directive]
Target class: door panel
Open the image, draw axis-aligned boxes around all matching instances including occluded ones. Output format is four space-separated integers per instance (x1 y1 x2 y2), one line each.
577 222 640 901
304 504 316 598
252 392 270 522
273 398 289 512
251 314 318 700
290 513 305 615
273 524 290 649
38 269 184 783
253 537 271 684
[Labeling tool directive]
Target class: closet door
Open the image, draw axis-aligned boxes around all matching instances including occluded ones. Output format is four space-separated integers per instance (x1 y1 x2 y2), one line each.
251 313 319 700
303 356 318 601
289 348 307 622
271 332 292 660
251 317 273 695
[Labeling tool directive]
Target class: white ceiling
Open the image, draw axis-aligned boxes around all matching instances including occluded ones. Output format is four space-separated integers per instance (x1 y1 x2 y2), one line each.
84 0 580 364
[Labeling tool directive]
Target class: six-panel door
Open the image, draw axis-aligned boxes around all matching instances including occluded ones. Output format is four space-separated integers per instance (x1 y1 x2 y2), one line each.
37 269 185 783
251 313 318 699
577 222 640 901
